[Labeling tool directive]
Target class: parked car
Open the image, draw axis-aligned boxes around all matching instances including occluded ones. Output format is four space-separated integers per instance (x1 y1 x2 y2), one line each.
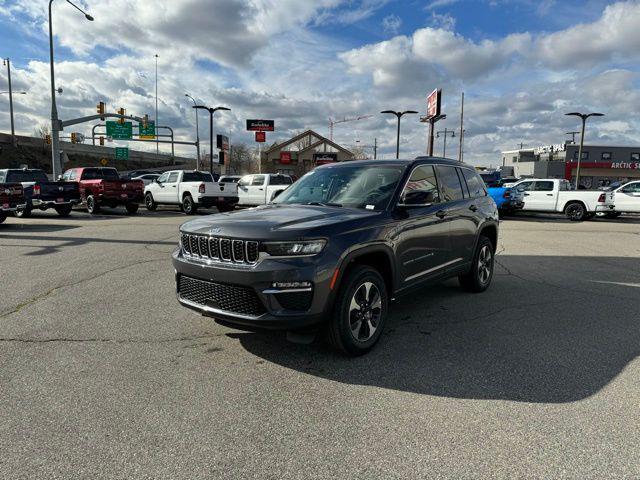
144 170 238 214
602 180 640 217
62 167 144 214
121 169 154 180
0 182 25 224
173 158 499 355
510 178 607 221
0 168 79 217
237 173 293 206
132 173 160 186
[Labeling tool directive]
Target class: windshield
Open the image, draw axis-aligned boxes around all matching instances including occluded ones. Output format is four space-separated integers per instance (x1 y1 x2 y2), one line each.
272 165 404 210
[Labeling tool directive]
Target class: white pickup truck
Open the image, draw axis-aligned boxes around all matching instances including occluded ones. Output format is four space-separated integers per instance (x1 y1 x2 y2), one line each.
144 170 238 214
601 180 640 218
510 178 607 221
237 173 293 206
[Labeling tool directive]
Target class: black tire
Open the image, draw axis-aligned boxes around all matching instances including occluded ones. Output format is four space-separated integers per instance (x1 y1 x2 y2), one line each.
605 212 621 219
565 202 586 221
55 205 73 217
145 192 157 211
326 265 388 356
15 206 31 218
182 194 197 215
125 203 139 214
0 214 6 224
459 235 495 293
86 195 100 214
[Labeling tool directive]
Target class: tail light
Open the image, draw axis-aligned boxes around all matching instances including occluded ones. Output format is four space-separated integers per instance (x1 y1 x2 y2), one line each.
598 193 605 202
503 188 511 199
33 185 41 196
199 183 205 194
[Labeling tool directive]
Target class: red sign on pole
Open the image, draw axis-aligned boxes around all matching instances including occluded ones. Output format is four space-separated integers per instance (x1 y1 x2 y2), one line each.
280 152 292 164
427 88 441 119
255 131 266 143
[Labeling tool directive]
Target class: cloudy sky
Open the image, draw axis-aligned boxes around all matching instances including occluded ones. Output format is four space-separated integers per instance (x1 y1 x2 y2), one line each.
1 0 640 165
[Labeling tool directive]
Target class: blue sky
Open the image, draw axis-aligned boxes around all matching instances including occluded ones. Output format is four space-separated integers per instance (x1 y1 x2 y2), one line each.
1 0 640 164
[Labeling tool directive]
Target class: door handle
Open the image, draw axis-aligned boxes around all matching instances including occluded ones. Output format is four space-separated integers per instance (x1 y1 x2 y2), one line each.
469 204 477 212
171 185 176 188
436 210 447 219
546 193 552 196
524 193 530 196
259 188 264 191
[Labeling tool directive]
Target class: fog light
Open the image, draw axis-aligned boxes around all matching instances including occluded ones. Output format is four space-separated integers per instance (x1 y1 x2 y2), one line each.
271 281 311 289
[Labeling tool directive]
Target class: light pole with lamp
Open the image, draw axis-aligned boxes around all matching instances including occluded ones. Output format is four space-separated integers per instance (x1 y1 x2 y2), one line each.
380 110 418 159
565 112 604 189
436 127 455 158
193 105 231 174
49 0 94 179
155 54 159 155
185 94 201 169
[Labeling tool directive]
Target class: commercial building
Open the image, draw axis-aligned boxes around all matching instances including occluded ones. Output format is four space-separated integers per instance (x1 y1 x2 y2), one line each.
501 143 640 188
260 130 354 177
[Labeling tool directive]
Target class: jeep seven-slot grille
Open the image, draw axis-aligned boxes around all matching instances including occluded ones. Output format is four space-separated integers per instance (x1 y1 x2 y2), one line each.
178 275 266 317
181 232 259 264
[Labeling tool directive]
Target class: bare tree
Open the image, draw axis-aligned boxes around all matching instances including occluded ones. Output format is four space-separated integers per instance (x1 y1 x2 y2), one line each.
229 143 259 174
33 123 51 153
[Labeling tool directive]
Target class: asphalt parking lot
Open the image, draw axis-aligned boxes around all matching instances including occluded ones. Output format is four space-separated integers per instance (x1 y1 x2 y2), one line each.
1 209 639 479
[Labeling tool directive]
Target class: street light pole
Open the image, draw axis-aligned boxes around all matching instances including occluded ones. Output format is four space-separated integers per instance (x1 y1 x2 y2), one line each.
48 0 93 179
565 112 604 189
155 54 159 155
193 105 231 174
436 128 455 158
381 110 418 159
185 94 201 169
3 58 17 146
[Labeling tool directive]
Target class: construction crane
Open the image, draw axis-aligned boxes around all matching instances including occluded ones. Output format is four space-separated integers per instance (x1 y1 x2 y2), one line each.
328 114 374 141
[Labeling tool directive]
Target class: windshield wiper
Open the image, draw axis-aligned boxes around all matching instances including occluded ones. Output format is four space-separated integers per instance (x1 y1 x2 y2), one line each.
305 201 342 207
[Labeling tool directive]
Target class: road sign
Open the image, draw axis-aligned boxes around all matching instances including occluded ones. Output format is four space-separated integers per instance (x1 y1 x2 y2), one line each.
255 131 266 143
216 134 229 151
139 121 155 139
100 158 108 166
427 89 442 119
115 147 129 160
106 121 133 140
246 119 274 131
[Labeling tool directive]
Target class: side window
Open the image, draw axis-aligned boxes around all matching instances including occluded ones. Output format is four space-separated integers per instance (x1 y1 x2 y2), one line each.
461 169 486 198
515 181 533 192
238 175 252 187
157 172 169 183
400 165 440 205
167 172 179 183
621 182 640 193
559 180 571 191
534 181 554 191
456 168 470 198
0 171 5 182
251 175 266 186
436 166 465 202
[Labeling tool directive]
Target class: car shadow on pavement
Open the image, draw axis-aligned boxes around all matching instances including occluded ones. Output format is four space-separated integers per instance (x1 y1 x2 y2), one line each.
0 223 80 232
234 254 640 404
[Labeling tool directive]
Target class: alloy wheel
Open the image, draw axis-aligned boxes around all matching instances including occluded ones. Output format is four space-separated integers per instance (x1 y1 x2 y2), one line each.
348 281 382 342
478 245 492 285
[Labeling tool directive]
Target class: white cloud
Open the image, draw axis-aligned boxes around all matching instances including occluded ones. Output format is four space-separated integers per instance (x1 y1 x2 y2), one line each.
382 14 401 35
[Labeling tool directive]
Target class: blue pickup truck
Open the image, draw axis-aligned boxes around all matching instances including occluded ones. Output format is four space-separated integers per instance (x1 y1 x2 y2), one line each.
480 172 524 216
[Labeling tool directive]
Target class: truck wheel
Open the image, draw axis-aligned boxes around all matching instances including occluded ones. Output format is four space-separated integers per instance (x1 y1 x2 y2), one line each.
0 214 6 224
15 206 32 218
459 235 495 293
565 202 586 221
145 192 157 211
182 194 197 215
55 205 73 217
125 203 139 214
326 265 388 356
86 195 100 214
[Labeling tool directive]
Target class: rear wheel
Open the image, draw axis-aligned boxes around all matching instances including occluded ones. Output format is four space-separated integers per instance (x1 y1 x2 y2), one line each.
565 202 586 221
182 194 197 215
86 195 100 214
15 206 31 218
125 202 139 214
326 265 388 356
55 205 72 217
459 236 495 293
145 192 157 211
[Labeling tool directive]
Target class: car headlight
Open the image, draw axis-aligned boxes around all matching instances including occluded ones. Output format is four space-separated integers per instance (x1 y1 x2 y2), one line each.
262 240 326 257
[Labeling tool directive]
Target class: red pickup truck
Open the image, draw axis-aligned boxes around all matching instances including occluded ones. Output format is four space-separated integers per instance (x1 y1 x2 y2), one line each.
0 183 25 224
62 167 144 214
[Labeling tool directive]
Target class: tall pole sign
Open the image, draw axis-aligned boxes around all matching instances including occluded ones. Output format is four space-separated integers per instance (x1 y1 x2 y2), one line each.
422 88 445 156
247 119 275 174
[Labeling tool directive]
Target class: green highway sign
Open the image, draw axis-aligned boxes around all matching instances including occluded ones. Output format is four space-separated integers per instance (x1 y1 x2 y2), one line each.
106 121 133 140
139 121 155 139
115 147 129 160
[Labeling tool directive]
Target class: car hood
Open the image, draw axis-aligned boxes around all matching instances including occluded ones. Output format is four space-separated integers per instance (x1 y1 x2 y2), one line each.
181 204 381 238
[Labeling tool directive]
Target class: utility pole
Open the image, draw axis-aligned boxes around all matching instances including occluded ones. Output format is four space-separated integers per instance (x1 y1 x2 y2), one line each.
517 142 527 149
565 131 580 144
374 138 377 160
3 58 16 145
458 92 464 162
155 54 159 155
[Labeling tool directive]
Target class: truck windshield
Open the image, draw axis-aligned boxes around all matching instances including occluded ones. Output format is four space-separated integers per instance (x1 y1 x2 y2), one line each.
7 170 49 182
272 165 404 211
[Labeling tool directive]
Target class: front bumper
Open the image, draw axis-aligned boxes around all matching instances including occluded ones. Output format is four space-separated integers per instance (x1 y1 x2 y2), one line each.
172 248 333 331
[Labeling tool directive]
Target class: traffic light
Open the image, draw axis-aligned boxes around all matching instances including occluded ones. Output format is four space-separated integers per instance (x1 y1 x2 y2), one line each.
118 107 126 124
99 136 105 146
70 132 77 144
45 134 52 145
97 101 105 120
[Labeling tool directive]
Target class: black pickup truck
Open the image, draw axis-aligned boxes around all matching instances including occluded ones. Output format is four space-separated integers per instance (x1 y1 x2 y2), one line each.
0 168 80 217
0 183 25 224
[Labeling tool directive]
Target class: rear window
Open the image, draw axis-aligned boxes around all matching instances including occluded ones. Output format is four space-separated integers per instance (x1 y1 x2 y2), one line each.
534 181 554 192
270 175 292 186
81 168 119 180
6 170 49 182
436 166 465 202
183 172 213 182
219 176 240 183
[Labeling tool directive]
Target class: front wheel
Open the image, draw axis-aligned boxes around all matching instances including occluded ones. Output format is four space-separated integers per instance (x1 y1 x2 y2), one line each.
459 236 495 293
86 195 100 214
565 202 586 221
55 205 73 217
145 192 157 211
326 265 388 356
125 203 139 214
182 195 197 215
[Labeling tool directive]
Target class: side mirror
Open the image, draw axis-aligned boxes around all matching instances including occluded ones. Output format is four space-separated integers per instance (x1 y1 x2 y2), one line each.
398 190 434 207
